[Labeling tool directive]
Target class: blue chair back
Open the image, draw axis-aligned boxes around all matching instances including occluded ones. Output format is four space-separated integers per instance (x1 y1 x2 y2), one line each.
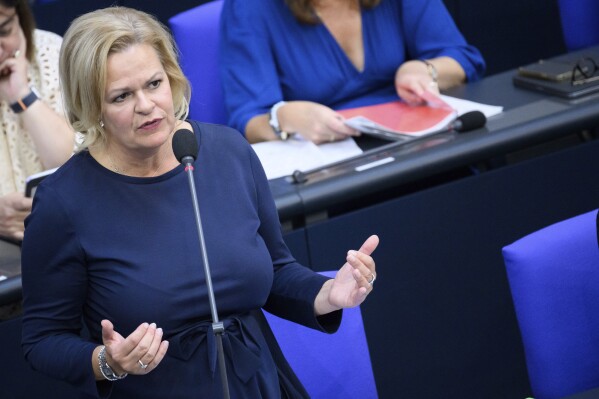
502 209 599 399
169 0 227 124
557 0 599 51
263 271 378 398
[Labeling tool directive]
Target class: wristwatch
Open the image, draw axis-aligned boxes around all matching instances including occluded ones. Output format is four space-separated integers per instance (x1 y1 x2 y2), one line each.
98 346 128 381
10 87 39 113
268 101 293 141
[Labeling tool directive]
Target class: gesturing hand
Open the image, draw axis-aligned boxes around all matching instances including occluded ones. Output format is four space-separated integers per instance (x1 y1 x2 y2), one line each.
101 319 169 375
315 235 380 316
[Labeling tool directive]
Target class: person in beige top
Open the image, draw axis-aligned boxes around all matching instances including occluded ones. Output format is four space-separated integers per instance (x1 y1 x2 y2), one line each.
0 0 74 242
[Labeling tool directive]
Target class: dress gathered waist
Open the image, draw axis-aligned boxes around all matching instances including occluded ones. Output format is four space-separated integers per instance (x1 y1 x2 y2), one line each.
167 312 264 383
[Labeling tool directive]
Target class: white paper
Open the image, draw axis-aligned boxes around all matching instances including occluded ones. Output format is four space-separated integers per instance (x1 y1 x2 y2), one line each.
440 95 503 118
252 137 363 180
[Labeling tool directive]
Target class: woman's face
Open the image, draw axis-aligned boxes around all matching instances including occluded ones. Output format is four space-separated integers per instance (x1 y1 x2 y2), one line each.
102 43 176 155
0 5 21 63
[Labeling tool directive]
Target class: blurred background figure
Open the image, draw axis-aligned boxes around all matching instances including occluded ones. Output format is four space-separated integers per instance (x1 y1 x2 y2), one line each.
219 0 485 144
0 0 74 243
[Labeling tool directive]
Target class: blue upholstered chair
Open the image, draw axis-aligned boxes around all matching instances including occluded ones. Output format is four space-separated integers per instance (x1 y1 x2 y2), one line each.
557 0 599 51
263 271 378 399
169 0 227 124
502 209 599 399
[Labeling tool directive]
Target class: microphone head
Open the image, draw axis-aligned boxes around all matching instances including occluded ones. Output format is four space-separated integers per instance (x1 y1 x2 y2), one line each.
172 129 198 163
455 111 486 132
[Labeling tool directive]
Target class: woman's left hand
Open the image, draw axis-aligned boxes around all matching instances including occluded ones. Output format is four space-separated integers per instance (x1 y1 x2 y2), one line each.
315 235 379 315
395 60 439 105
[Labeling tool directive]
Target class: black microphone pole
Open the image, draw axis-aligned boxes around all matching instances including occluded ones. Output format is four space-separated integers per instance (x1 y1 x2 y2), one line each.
173 130 230 399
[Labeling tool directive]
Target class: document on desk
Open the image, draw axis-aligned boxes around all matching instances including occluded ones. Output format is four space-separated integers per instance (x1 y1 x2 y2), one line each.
339 92 457 139
251 137 363 180
338 94 503 140
440 95 503 119
251 96 503 181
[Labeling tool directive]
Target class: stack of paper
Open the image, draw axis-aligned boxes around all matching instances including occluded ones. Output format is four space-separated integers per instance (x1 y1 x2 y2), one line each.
252 95 504 180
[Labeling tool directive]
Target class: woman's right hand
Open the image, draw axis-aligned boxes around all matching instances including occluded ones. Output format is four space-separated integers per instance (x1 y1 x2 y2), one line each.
247 101 360 144
0 192 32 241
98 319 169 378
278 101 360 144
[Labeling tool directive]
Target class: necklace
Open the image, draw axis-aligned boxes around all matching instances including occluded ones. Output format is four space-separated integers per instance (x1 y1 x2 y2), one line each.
105 126 180 176
108 150 167 177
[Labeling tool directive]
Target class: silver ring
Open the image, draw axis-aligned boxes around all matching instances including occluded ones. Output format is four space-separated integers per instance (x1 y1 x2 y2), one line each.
13 50 20 58
138 359 148 369
367 272 376 286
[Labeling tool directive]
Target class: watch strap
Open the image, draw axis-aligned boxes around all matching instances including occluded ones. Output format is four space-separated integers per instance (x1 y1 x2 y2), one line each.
420 60 438 85
10 89 39 113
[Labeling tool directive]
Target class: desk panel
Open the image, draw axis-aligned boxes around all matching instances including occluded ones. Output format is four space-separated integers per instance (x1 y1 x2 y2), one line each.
272 53 599 224
303 140 599 398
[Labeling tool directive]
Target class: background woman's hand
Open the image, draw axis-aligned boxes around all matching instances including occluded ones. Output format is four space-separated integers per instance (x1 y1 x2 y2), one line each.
0 192 32 241
314 235 379 315
0 26 30 104
100 319 169 376
394 60 440 105
245 100 359 144
276 101 360 144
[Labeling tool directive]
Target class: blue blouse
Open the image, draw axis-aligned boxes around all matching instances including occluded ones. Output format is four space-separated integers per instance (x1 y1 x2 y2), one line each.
21 121 335 398
219 0 486 135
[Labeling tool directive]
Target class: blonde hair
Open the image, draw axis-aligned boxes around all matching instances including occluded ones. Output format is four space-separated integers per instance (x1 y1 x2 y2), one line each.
59 7 190 150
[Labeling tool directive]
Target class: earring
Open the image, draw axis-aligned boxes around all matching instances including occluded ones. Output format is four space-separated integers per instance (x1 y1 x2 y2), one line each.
99 120 104 128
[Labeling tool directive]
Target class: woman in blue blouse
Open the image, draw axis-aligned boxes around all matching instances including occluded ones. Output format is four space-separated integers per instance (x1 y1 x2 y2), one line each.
220 0 485 144
20 7 379 398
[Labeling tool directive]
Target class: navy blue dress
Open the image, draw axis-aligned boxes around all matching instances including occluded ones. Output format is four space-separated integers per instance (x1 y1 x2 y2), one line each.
21 121 339 398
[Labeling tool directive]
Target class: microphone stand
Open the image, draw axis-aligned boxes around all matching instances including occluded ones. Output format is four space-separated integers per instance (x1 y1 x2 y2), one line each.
182 156 230 399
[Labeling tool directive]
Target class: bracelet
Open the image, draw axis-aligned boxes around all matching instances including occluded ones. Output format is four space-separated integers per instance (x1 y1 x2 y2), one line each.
268 101 293 141
420 60 438 86
98 346 128 381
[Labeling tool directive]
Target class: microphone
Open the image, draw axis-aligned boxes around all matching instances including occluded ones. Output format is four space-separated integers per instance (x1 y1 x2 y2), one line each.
172 129 230 399
172 128 199 164
450 110 486 133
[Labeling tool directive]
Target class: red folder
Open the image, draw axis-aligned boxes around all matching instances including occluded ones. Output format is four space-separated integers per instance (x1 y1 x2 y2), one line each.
338 92 457 139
